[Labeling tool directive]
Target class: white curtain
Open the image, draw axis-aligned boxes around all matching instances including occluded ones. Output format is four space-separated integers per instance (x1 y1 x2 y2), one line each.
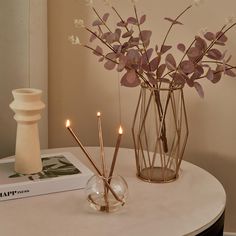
0 0 48 158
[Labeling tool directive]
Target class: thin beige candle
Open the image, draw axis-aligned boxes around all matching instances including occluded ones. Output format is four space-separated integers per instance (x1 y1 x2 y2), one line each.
65 119 123 203
97 112 106 177
109 126 123 180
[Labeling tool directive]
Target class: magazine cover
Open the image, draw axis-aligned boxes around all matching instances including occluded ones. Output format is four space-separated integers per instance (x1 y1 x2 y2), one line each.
0 152 93 201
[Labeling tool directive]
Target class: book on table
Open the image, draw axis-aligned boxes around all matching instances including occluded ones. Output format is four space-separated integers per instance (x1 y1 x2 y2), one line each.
0 152 93 201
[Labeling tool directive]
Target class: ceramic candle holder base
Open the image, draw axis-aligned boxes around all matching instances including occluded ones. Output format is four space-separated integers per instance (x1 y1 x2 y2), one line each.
10 88 45 174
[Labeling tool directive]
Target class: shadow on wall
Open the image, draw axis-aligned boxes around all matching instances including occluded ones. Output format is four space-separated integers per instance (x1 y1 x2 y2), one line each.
186 150 236 232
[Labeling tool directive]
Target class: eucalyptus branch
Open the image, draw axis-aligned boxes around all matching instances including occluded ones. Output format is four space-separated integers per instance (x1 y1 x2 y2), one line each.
195 66 236 80
92 7 112 33
202 60 236 68
133 5 152 74
83 44 118 64
196 23 236 63
161 5 192 52
112 6 130 32
85 27 115 52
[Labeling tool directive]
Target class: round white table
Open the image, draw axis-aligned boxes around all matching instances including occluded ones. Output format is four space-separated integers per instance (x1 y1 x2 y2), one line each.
0 147 226 236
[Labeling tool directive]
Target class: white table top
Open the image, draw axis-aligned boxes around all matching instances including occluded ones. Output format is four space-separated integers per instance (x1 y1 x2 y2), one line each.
0 147 226 236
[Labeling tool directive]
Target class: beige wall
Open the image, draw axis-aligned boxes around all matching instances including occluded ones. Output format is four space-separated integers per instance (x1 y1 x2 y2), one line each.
48 0 236 231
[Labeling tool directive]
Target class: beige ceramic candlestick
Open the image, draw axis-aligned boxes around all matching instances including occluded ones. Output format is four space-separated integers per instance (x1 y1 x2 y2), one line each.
10 88 45 174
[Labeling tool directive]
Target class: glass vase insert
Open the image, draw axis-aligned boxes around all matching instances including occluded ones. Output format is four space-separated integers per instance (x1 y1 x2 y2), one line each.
132 83 189 183
85 174 128 213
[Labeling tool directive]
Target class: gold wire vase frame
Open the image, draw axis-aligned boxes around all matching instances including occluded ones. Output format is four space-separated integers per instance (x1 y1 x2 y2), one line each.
132 83 189 183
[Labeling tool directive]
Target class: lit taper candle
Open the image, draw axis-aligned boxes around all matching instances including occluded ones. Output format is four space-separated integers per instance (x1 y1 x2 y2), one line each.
108 126 123 180
65 119 123 203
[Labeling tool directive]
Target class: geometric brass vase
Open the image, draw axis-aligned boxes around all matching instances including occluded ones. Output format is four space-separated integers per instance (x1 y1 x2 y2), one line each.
132 83 189 183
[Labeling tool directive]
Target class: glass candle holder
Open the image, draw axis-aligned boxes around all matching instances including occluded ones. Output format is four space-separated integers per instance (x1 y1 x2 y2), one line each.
85 174 128 213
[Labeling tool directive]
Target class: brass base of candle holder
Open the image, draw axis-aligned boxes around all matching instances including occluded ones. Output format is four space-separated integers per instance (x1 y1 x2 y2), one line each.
137 167 178 183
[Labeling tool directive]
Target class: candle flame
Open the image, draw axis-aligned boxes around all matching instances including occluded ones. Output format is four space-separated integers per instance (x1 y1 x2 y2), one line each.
66 119 71 128
97 112 101 117
118 126 123 134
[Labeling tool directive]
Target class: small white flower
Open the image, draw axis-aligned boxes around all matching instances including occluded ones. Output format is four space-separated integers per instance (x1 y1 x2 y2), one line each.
197 27 208 37
68 35 81 45
225 15 236 24
85 0 93 7
74 19 85 28
193 0 204 7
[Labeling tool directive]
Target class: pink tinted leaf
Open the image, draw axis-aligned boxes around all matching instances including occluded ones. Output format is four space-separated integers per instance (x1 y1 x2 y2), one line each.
114 28 121 41
186 78 194 87
171 73 185 86
225 68 236 77
102 13 110 22
187 47 201 60
195 37 207 51
195 64 204 75
127 49 140 62
161 45 172 54
106 52 117 60
204 32 215 41
149 56 161 71
206 48 222 60
120 70 140 87
177 43 185 52
157 64 166 78
113 45 122 53
104 60 116 70
165 54 176 70
146 73 156 85
90 32 97 42
180 60 195 74
190 72 200 80
144 39 150 48
117 21 128 27
101 32 110 40
106 33 116 44
216 31 228 42
93 46 103 56
140 30 152 42
215 41 225 46
140 15 146 24
212 71 222 83
127 17 138 25
129 37 139 46
122 30 134 38
194 82 204 98
92 19 103 26
117 55 128 72
206 68 214 81
98 57 104 62
141 48 153 65
141 63 149 71
164 17 183 25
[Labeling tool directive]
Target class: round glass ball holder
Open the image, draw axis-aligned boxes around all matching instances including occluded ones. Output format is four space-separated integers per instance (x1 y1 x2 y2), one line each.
66 114 128 213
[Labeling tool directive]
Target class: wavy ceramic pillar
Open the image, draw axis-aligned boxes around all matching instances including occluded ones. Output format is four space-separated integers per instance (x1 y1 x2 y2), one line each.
10 88 45 174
